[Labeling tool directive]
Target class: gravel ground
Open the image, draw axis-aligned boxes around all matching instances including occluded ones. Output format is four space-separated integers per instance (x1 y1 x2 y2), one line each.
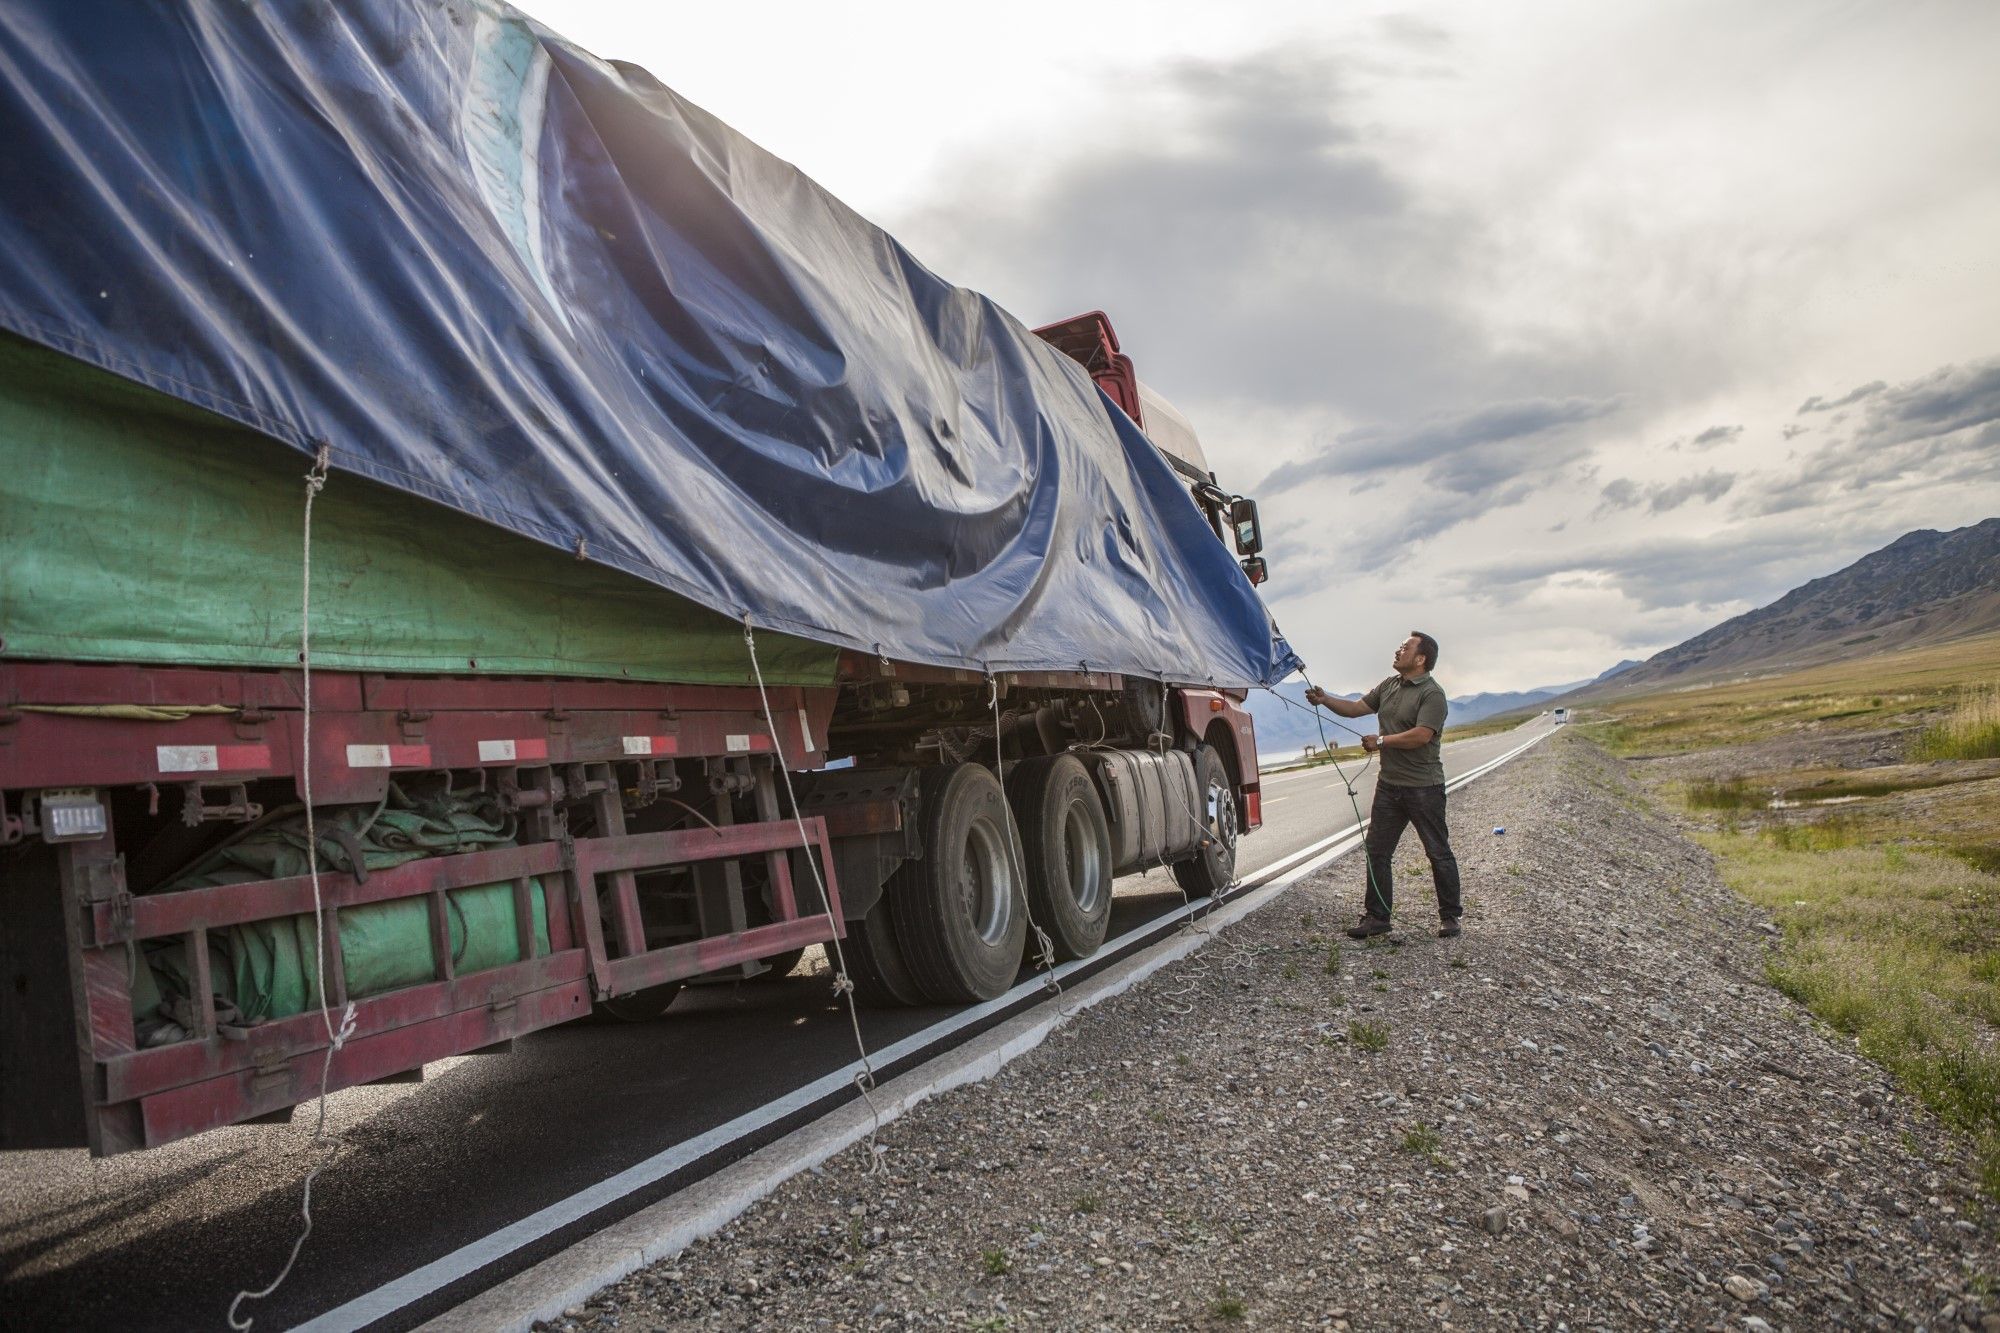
548 735 1998 1331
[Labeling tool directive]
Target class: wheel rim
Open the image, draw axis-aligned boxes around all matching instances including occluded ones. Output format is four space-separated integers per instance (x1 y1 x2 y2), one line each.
1062 798 1106 914
961 816 1016 946
1210 782 1238 853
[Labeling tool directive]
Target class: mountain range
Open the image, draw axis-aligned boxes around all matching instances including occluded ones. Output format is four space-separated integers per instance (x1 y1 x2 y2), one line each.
1563 516 2000 699
1249 516 2000 756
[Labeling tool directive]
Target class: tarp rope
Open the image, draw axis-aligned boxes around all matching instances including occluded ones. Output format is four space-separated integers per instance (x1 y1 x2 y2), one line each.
987 673 1070 1014
230 445 356 1330
742 615 887 1174
1258 677 1385 920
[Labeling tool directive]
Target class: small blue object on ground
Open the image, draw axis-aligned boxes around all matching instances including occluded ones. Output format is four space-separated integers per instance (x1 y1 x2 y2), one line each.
1493 826 1506 835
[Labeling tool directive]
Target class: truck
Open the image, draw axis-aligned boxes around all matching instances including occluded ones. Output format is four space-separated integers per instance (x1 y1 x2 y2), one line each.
0 3 1295 1156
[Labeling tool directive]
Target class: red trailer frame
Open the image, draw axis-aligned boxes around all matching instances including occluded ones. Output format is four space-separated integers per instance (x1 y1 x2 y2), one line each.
1 662 847 1155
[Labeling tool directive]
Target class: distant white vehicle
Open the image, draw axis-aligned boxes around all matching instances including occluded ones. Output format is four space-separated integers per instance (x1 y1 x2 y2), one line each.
1553 707 1571 724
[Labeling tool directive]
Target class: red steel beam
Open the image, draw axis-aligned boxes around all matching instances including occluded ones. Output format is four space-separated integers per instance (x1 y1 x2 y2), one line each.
603 915 837 995
135 979 589 1148
101 951 591 1104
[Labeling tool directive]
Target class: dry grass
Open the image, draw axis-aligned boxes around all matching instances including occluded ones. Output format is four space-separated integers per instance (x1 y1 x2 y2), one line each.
1696 833 2000 1194
1574 631 2000 758
1914 684 2000 762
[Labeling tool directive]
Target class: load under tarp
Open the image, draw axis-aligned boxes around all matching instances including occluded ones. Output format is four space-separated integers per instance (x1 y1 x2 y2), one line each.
0 334 838 686
0 1 1298 688
134 785 552 1039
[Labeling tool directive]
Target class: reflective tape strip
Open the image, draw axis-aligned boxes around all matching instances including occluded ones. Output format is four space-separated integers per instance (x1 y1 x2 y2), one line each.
347 744 433 768
157 744 272 774
726 734 750 753
157 745 217 773
477 738 549 763
621 735 678 757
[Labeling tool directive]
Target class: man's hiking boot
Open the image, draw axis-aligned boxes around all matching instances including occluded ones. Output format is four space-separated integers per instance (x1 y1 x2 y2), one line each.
1437 918 1462 939
1346 915 1393 940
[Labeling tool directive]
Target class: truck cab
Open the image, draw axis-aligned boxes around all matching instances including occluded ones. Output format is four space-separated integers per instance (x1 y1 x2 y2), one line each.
1033 312 1266 585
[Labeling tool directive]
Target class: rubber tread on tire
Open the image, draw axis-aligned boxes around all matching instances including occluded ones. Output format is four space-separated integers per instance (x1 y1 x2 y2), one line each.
1005 753 1113 961
1171 744 1239 899
838 896 928 1007
888 764 1029 1004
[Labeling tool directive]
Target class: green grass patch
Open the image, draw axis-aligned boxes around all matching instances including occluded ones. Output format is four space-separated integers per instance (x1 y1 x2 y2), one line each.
1348 1020 1389 1051
1400 1122 1444 1164
1913 685 2000 762
1698 831 2000 1195
981 1246 1011 1275
1763 817 1869 852
1685 777 1766 810
1208 1285 1247 1321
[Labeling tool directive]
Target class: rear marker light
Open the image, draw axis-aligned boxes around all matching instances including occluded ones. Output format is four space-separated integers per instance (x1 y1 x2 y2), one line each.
40 789 108 842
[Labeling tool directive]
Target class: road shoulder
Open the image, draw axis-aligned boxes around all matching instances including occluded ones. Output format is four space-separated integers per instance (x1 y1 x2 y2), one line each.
521 735 1999 1330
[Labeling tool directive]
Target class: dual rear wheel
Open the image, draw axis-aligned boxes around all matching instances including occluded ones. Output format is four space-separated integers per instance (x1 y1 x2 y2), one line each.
845 755 1117 1006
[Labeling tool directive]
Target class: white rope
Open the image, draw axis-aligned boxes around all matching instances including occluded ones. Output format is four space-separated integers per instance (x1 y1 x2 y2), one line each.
742 615 887 1174
230 444 357 1330
987 674 1069 1012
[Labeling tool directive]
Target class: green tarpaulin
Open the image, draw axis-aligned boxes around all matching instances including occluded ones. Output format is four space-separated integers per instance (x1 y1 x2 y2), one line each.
136 786 552 1036
0 334 839 686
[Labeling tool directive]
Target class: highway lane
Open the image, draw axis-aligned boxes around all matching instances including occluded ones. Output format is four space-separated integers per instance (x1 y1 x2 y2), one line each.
0 716 1554 1331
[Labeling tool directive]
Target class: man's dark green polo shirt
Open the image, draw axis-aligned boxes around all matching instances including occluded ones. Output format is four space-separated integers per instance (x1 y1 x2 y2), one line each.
1363 672 1448 787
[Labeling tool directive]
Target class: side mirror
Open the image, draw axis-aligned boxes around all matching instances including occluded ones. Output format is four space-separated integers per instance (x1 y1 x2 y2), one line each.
1241 556 1268 586
1228 497 1262 555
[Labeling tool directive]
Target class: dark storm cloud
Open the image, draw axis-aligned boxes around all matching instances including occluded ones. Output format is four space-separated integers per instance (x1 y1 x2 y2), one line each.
1797 380 1886 414
1738 355 2000 517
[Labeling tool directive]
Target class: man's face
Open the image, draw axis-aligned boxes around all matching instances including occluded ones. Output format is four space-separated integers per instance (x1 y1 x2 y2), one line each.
1393 636 1423 673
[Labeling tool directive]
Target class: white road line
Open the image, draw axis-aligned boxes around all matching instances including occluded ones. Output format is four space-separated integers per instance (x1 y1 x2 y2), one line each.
308 720 1556 1332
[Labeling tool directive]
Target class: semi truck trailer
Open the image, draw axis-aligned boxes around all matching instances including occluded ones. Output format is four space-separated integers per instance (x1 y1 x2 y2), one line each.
0 2 1297 1156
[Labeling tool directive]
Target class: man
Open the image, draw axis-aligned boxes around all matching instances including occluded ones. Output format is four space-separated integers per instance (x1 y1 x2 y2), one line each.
1304 631 1462 939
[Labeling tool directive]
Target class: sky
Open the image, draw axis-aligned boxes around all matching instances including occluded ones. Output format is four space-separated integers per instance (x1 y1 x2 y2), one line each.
533 1 2000 694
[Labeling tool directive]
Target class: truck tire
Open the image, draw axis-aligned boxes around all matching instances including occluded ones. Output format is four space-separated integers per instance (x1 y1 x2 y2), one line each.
1005 753 1113 961
889 763 1029 1003
1171 744 1239 900
839 898 927 1007
588 981 683 1023
752 946 807 982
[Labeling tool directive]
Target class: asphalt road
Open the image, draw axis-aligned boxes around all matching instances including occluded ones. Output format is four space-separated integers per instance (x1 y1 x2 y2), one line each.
0 716 1552 1331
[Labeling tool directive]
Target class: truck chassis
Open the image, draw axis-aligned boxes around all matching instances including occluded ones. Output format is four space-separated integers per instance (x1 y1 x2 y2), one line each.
1 653 1258 1155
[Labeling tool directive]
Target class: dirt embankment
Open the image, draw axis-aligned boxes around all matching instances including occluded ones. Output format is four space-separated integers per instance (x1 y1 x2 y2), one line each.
554 736 1998 1331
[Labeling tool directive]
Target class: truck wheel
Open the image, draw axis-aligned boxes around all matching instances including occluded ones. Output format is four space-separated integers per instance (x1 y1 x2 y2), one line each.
889 763 1029 1003
839 899 927 1007
589 981 683 1023
1171 744 1239 900
752 946 807 981
1006 753 1112 961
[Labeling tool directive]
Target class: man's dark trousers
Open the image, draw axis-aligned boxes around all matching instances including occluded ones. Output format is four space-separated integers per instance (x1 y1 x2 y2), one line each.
1363 782 1461 922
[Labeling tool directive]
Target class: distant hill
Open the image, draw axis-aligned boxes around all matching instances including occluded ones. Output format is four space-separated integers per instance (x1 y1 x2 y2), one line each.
1247 657 1640 760
1568 517 2000 700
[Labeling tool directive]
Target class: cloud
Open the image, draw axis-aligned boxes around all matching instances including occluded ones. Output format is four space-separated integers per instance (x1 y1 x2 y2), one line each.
1738 355 2000 516
1258 395 1617 491
1797 380 1886 414
1687 424 1742 449
1452 523 1902 614
1596 469 1736 516
1647 470 1738 512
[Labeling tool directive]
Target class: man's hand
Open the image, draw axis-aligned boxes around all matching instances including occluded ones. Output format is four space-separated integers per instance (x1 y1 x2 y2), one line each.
1361 733 1381 753
1304 685 1329 708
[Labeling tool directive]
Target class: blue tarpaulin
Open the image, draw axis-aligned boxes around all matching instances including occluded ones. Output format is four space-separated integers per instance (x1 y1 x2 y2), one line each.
0 1 1298 686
